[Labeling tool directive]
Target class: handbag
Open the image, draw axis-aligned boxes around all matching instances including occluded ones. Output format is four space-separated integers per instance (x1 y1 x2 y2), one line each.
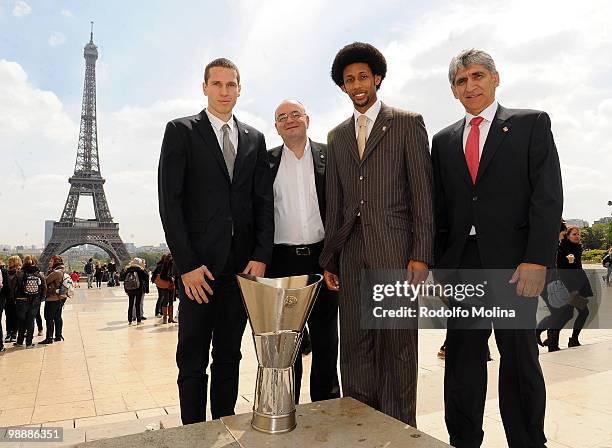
154 276 173 290
546 279 570 308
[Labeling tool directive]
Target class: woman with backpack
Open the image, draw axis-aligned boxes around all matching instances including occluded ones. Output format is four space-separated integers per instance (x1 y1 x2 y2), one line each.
152 253 175 324
11 255 46 348
124 258 149 325
41 255 68 344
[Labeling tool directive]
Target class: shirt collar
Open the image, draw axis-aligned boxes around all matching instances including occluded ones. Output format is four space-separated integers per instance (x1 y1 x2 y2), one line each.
205 108 235 133
465 100 498 127
353 99 382 126
282 139 311 161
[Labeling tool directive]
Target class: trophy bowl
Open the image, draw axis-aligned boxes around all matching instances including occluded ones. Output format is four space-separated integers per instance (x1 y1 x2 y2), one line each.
236 274 323 434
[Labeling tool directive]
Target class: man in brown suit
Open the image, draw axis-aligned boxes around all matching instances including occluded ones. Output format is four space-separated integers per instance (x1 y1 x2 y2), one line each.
320 42 434 426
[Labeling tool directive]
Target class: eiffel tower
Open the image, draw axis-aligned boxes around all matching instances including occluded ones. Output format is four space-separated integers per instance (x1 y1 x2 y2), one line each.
40 24 130 270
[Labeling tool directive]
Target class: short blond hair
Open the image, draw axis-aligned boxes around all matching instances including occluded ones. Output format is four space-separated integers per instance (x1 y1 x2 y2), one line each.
8 255 23 271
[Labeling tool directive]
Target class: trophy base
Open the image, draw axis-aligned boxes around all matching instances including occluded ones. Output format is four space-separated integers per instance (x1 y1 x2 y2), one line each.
251 410 296 434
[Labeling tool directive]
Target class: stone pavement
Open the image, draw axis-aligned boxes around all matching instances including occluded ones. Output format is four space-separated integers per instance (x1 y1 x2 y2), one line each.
0 268 611 447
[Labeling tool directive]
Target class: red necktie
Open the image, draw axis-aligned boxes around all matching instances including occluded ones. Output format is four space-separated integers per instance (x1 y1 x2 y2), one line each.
465 116 484 184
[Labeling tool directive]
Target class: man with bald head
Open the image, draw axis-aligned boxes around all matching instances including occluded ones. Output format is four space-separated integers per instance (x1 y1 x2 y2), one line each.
267 100 340 404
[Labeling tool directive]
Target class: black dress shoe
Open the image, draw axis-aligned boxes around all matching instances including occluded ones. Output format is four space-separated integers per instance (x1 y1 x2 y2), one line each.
568 337 582 348
26 343 36 349
39 339 54 345
54 336 64 342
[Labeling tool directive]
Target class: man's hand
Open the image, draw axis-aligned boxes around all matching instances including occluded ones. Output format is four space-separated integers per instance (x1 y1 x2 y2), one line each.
243 261 266 277
407 260 429 285
509 263 547 297
181 265 215 304
324 270 340 291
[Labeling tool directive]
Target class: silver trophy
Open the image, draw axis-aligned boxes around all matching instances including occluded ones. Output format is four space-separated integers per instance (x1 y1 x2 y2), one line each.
237 274 323 434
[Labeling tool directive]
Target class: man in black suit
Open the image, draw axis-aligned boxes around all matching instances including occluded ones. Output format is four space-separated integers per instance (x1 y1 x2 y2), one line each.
267 100 340 404
432 49 563 447
158 58 274 424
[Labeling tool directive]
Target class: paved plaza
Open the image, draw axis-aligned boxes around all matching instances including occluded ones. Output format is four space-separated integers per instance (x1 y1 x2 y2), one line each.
1 269 611 447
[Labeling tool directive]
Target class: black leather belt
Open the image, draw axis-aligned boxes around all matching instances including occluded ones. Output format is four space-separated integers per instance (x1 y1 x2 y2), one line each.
274 241 323 256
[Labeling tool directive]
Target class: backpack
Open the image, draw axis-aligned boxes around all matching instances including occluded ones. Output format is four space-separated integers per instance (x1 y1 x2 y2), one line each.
22 272 42 299
56 271 74 300
124 270 141 292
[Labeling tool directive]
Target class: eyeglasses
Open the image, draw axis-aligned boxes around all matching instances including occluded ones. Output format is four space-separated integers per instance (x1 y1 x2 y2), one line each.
275 111 306 123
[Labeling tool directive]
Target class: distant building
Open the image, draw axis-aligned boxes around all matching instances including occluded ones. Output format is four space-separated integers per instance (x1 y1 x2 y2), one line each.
594 216 612 226
566 219 589 228
44 220 55 246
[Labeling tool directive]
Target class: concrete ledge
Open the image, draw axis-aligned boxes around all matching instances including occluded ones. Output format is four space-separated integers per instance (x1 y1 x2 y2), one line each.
77 398 450 447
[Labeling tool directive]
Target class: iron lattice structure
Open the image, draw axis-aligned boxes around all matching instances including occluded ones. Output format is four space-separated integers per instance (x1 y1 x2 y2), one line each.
40 25 130 270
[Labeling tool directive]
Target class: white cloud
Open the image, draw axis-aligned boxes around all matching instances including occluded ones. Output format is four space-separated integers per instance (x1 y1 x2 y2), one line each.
12 0 31 17
2 0 612 248
60 9 73 18
48 32 66 47
0 60 78 245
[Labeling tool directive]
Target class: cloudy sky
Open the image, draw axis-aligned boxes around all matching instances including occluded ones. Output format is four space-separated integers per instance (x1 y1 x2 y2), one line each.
1 0 611 247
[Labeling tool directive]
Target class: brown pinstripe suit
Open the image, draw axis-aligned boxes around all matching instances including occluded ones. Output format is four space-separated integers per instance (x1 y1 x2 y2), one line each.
320 102 434 426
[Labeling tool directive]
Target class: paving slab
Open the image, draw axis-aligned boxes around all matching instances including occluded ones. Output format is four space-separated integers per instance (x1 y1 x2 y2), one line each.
76 418 238 448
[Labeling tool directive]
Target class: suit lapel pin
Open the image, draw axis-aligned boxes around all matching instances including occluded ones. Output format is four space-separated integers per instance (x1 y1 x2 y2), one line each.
320 154 325 159
244 129 249 134
502 126 509 133
382 126 387 132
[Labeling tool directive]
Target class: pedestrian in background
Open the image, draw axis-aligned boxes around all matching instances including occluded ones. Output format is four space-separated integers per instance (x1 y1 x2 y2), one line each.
11 255 46 348
4 255 21 343
40 255 68 344
124 257 149 325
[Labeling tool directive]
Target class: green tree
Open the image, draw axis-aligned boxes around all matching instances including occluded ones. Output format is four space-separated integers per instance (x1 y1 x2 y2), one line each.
136 252 164 270
581 225 607 250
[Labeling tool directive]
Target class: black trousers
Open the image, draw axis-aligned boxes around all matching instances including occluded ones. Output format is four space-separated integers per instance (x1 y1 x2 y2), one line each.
44 300 64 340
4 297 17 337
444 240 546 448
16 298 41 345
268 242 341 404
127 291 143 322
176 252 247 424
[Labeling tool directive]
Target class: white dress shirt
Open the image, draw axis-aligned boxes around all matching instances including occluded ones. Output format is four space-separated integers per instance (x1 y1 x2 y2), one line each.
273 141 325 245
205 108 238 153
462 100 498 235
353 99 382 140
462 100 498 157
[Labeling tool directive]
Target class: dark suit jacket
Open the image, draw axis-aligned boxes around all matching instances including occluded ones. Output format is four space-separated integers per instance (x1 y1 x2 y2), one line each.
432 104 563 269
158 109 274 276
268 139 327 224
319 102 435 274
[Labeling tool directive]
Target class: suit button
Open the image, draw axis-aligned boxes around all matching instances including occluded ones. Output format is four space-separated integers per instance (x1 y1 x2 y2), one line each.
472 196 478 202
360 200 365 204
359 176 364 181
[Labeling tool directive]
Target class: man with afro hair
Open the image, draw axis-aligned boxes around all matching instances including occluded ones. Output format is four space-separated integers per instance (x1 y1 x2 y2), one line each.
320 42 434 426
